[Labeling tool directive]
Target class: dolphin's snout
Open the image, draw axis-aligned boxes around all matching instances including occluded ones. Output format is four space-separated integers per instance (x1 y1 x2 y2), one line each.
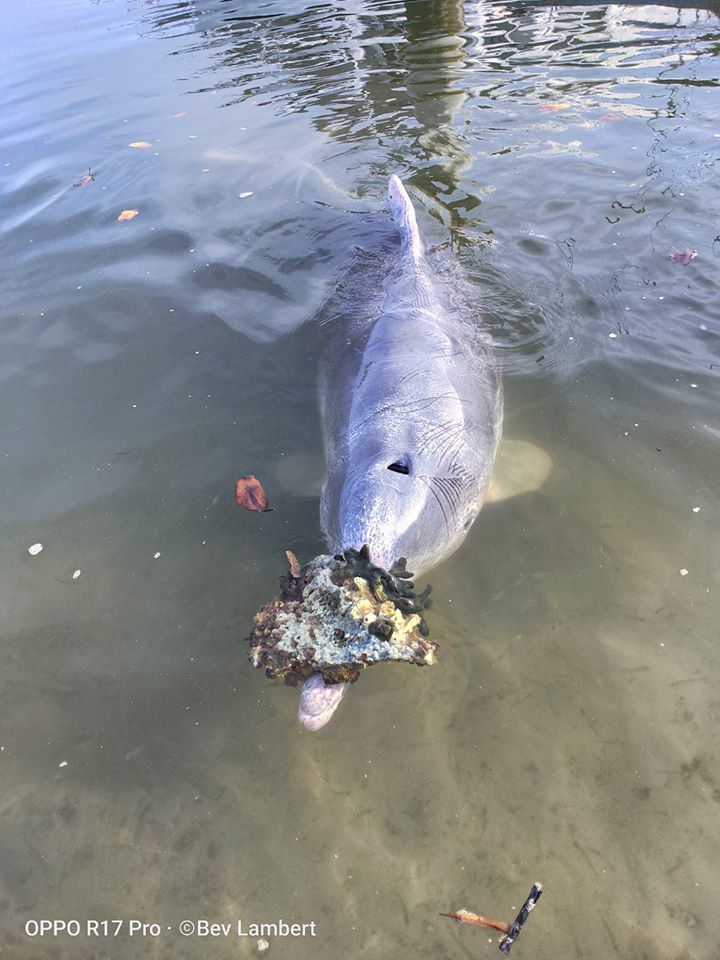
298 674 348 731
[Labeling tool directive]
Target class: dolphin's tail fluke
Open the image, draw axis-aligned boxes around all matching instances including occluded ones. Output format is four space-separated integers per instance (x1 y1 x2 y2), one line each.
388 174 422 262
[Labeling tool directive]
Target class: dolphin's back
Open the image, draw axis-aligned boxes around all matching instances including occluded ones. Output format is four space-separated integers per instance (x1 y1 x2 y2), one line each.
319 176 502 575
302 176 503 732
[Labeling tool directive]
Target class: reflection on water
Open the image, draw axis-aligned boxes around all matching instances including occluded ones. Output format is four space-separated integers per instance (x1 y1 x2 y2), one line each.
1 2 719 959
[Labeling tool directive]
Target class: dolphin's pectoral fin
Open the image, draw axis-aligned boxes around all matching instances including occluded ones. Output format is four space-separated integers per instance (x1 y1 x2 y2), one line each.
485 439 553 503
274 451 325 498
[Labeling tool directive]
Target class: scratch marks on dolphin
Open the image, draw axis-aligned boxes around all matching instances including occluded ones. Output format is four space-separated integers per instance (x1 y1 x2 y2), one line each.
352 392 468 434
417 419 468 473
417 474 452 536
424 473 467 520
395 368 424 389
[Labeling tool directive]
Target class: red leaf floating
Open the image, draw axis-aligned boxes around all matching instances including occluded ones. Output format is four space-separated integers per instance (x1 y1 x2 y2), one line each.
236 476 272 512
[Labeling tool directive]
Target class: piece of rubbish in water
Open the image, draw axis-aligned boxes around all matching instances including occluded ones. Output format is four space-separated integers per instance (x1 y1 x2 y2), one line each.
28 543 43 556
670 249 697 265
680 568 688 576
117 209 140 221
257 940 269 953
72 569 82 580
128 141 152 149
58 760 68 768
73 166 95 187
248 546 435 686
442 882 543 954
236 476 272 512
238 191 254 198
539 102 570 112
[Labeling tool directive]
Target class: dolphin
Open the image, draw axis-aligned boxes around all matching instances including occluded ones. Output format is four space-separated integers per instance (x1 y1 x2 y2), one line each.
298 175 503 731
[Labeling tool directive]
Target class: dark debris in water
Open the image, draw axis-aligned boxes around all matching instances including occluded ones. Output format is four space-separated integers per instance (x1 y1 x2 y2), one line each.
248 546 436 686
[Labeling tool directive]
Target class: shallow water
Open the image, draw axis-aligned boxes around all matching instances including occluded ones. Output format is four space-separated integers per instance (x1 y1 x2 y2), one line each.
1 1 719 958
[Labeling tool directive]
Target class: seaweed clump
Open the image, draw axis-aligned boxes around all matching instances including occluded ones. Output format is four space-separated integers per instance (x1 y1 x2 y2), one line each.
248 546 435 686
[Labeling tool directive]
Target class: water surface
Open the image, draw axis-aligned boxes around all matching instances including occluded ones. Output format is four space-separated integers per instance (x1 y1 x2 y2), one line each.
1 2 719 958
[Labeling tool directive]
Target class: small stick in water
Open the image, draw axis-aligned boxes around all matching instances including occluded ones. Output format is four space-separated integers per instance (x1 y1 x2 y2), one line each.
441 882 542 954
498 883 542 953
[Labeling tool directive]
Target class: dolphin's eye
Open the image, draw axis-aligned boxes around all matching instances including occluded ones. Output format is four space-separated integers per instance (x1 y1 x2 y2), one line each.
387 460 410 475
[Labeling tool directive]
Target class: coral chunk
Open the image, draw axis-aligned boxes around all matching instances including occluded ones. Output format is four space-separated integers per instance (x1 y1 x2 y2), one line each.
248 547 435 686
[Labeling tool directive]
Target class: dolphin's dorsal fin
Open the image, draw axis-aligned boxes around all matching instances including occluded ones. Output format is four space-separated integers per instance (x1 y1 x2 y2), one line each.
388 175 423 262
485 440 553 503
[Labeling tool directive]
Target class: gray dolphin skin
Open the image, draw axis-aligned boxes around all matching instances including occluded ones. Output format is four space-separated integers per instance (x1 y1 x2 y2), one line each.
298 175 503 730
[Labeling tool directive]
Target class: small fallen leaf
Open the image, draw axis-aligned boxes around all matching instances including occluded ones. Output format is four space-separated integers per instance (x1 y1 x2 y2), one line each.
539 102 570 113
236 476 272 512
442 882 543 954
670 248 697 265
285 550 302 578
117 209 140 221
73 166 95 187
440 910 510 935
128 140 152 149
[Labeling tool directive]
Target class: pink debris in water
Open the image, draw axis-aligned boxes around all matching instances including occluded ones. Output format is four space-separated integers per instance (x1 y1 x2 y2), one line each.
670 249 697 265
73 167 95 187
